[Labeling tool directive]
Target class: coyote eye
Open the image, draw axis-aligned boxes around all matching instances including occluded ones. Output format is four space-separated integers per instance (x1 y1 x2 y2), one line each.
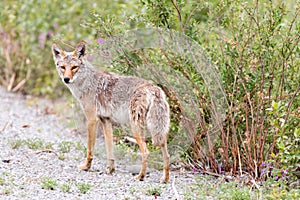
60 66 65 70
71 66 78 71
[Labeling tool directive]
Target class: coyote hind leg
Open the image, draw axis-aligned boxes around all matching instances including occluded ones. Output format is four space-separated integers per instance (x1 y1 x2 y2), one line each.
160 140 170 183
133 130 149 181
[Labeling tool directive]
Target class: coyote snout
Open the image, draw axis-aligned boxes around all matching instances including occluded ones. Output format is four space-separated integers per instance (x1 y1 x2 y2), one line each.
64 77 70 83
52 41 170 183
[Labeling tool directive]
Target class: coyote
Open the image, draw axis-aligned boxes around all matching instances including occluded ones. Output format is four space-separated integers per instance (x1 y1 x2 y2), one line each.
52 41 170 183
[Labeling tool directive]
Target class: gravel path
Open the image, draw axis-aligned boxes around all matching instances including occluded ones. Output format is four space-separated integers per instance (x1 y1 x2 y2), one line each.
0 87 197 200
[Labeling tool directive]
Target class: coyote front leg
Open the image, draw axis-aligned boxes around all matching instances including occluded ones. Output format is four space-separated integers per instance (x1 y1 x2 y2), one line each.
100 118 115 174
78 110 97 171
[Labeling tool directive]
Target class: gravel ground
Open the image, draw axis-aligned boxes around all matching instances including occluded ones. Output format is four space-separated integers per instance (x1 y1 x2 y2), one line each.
0 87 198 200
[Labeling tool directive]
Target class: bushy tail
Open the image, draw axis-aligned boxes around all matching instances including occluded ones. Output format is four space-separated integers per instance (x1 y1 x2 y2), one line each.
146 90 170 147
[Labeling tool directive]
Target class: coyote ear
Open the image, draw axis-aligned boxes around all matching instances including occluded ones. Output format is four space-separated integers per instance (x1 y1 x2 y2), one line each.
52 43 65 59
75 42 86 59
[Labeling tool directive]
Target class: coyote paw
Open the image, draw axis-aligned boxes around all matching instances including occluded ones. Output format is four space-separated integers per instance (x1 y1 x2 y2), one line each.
160 175 169 183
134 173 145 181
78 161 92 171
105 166 115 174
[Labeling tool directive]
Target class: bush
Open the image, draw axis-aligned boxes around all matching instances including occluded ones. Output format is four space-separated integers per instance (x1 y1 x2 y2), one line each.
0 0 135 96
85 0 300 185
1 0 299 186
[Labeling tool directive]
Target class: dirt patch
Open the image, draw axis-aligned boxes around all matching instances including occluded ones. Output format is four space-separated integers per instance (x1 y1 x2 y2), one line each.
0 87 197 199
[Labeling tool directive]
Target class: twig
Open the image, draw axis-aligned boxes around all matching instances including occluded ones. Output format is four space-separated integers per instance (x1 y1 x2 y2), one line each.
12 66 31 92
7 72 16 91
183 4 201 31
202 170 222 178
171 0 184 33
28 149 58 157
237 145 243 176
172 175 180 200
1 119 11 133
250 179 262 200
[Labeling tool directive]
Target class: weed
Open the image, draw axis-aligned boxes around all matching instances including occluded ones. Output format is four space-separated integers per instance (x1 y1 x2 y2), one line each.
58 153 65 160
146 185 162 196
0 177 5 186
41 177 58 190
20 192 26 198
45 142 53 150
76 141 87 156
25 138 44 149
10 139 24 149
3 187 12 195
76 182 92 194
2 172 9 177
76 141 86 151
60 182 72 193
129 186 137 194
58 141 74 153
183 176 259 200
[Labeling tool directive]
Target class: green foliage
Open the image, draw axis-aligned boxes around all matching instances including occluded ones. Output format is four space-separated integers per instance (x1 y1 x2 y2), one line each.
25 138 44 150
45 142 54 150
76 182 92 194
10 138 46 150
60 182 72 193
10 139 24 149
184 176 257 200
0 0 118 96
0 177 5 186
41 177 58 190
58 141 74 153
84 0 300 184
146 185 162 196
267 101 300 171
1 0 299 190
266 188 299 200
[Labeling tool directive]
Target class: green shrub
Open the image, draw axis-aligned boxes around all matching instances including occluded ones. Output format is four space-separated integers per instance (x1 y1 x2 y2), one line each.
0 0 139 96
86 0 300 185
1 0 299 187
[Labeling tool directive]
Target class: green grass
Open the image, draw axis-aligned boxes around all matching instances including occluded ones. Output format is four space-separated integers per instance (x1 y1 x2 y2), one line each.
76 141 87 155
58 141 74 153
10 138 46 150
60 182 72 193
183 176 258 200
183 175 300 200
41 177 58 190
25 138 44 149
45 142 54 149
146 185 163 196
0 177 5 186
76 183 92 194
3 187 12 195
10 139 24 149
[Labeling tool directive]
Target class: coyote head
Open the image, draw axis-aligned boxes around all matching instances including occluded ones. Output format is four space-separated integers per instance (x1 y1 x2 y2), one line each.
52 42 86 84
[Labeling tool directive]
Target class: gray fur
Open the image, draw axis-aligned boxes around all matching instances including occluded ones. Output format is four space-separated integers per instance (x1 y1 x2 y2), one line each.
52 42 170 182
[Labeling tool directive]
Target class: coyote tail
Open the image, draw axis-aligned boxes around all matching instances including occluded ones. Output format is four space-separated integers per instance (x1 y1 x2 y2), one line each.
146 89 170 147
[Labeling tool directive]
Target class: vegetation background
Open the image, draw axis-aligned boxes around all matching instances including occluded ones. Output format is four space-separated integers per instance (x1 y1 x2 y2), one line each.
1 0 299 199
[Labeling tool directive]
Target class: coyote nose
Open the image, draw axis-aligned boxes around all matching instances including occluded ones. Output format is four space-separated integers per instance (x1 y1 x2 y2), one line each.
64 77 70 83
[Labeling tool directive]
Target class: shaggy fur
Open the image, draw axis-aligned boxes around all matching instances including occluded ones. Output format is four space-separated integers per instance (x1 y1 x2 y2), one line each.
52 42 170 182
